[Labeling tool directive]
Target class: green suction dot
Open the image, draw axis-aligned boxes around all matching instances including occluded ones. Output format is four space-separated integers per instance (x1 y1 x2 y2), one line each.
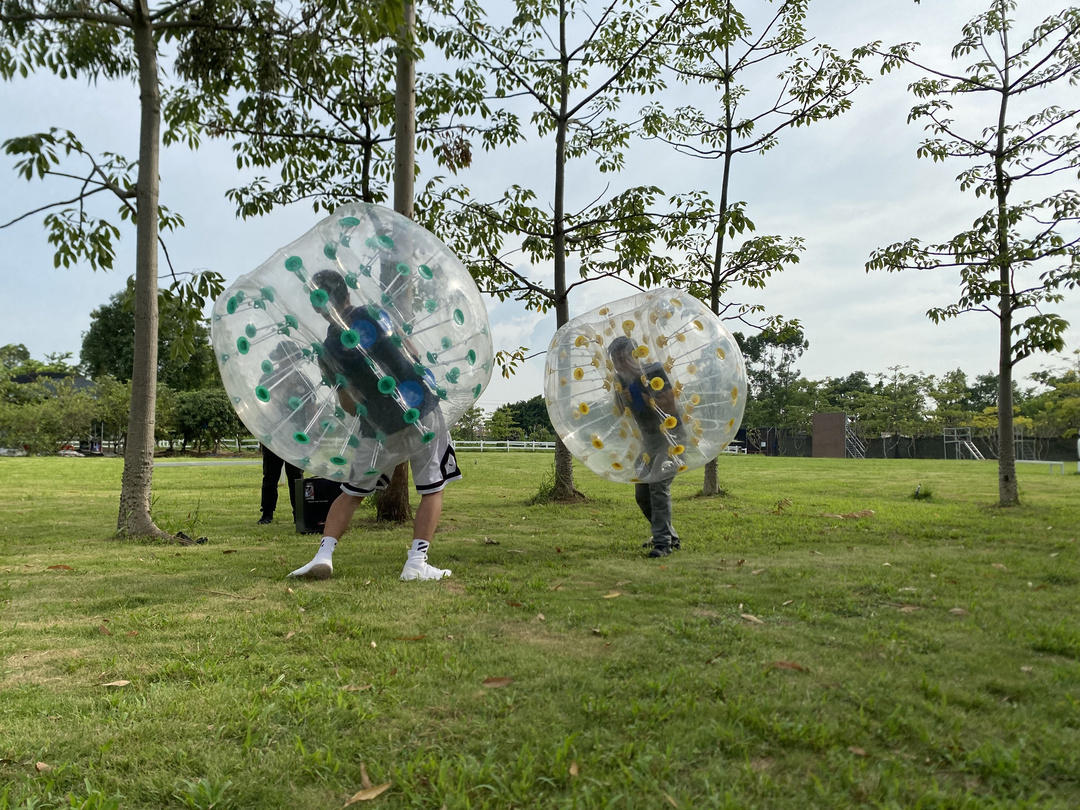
288 396 302 410
320 420 334 432
253 299 266 310
396 262 411 276
413 362 426 376
312 341 325 357
374 431 387 444
260 360 273 374
381 292 393 306
323 243 337 259
344 272 358 289
285 256 303 273
467 349 477 365
446 367 461 384
245 323 257 338
403 408 420 424
285 314 299 329
294 432 310 444
236 337 250 354
310 289 329 308
421 431 436 444
341 329 359 348
377 234 394 249
226 297 239 315
441 336 453 350
402 323 413 335
354 403 368 417
260 286 276 302
472 384 483 398
453 309 465 325
436 387 448 400
255 386 270 402
359 264 372 277
418 264 433 279
335 373 348 386
424 299 438 313
390 334 403 348
426 351 438 364
347 435 360 448
330 456 347 466
334 407 346 419
365 468 380 475
378 376 397 395
340 216 360 227
219 353 230 363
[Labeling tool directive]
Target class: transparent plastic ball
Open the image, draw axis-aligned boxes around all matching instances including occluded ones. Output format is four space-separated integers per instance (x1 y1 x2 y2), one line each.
211 202 493 481
544 288 746 483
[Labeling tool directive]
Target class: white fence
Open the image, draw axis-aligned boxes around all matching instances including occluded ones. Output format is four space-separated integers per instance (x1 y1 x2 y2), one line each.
455 440 556 452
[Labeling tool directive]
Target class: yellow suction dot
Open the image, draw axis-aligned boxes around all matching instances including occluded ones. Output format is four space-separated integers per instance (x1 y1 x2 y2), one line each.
663 416 678 430
650 376 665 391
578 402 590 415
573 367 584 380
622 320 635 335
591 435 604 449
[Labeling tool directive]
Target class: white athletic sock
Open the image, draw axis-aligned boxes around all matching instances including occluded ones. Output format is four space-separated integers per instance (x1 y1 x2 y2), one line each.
409 539 430 557
316 536 337 560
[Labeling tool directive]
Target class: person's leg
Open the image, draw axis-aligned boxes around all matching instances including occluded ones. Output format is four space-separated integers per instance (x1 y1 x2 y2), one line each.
287 491 362 579
401 418 459 581
645 477 677 557
260 445 284 522
284 462 303 521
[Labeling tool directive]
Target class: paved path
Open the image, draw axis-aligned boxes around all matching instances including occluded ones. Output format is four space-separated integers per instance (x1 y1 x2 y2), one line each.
155 459 260 467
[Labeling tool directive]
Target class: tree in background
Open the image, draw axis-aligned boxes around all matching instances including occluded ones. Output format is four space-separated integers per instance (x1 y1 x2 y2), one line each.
485 408 521 442
81 279 216 390
0 0 253 538
735 324 809 429
433 0 717 500
1024 351 1080 439
450 404 486 440
642 0 871 493
171 388 245 453
864 1 1080 506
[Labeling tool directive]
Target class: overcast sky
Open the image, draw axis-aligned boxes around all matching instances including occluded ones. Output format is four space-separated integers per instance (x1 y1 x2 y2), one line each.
2 0 1078 413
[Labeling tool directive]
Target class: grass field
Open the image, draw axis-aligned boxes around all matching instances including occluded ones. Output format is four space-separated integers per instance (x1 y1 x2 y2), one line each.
1 453 1078 809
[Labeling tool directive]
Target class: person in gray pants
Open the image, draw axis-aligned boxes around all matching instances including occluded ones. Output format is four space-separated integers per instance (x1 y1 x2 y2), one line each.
608 336 683 558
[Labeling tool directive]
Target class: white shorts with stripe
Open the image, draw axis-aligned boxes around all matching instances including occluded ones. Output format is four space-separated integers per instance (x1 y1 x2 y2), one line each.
340 414 461 497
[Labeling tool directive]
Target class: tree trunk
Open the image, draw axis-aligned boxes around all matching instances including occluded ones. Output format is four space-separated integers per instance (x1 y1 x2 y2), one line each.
702 19 735 498
377 0 417 524
993 7 1019 507
550 1 580 502
117 2 169 539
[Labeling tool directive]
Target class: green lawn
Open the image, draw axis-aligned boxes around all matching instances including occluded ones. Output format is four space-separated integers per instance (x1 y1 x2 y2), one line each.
1 454 1078 809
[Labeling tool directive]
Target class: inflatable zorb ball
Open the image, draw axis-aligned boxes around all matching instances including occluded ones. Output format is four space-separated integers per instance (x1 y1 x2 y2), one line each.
211 202 493 481
544 288 746 483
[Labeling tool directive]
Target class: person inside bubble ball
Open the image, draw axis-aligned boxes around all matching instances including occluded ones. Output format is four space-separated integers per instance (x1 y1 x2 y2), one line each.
257 340 308 526
287 269 460 582
608 335 683 558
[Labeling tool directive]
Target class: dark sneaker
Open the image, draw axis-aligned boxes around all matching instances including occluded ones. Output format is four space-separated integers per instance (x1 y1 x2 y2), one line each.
257 515 273 525
643 537 681 551
648 543 673 558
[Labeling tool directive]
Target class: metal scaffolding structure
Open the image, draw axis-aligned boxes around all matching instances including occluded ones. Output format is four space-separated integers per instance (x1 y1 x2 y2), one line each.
845 416 866 459
943 427 985 460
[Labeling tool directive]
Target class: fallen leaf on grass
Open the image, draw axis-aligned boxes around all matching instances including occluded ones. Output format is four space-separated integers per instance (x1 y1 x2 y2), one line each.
126 631 138 637
781 600 794 606
506 601 523 607
664 793 678 807
569 761 579 777
848 746 867 757
992 563 1008 571
482 677 513 688
740 613 764 625
767 661 808 672
949 608 970 616
100 680 131 688
35 762 51 772
602 591 621 599
344 783 391 804
284 630 297 641
98 625 111 635
222 549 238 555
897 605 920 614
751 569 766 575
536 613 545 622
342 684 373 692
819 510 875 520
46 565 73 571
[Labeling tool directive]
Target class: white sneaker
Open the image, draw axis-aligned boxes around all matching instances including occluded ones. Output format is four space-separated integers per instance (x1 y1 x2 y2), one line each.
400 554 451 581
287 558 333 580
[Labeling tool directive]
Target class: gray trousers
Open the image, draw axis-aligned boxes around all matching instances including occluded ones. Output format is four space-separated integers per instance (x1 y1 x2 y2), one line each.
634 477 679 547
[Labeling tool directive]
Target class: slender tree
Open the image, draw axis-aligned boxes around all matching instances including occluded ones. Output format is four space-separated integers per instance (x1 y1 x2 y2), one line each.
0 0 249 537
864 0 1080 505
432 0 712 500
642 0 871 494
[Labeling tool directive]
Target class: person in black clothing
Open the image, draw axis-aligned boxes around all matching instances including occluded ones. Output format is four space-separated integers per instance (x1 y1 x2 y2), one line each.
259 443 302 524
608 335 684 557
